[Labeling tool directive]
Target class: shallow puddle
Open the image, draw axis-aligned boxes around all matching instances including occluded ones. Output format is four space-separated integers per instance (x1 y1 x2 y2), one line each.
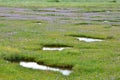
20 62 72 76
37 23 42 24
77 37 103 42
42 47 65 51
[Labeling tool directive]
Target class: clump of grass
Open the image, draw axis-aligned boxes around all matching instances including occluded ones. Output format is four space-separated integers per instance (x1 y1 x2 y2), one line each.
0 2 120 79
3 53 35 62
69 34 115 40
112 24 120 27
32 8 56 12
2 52 73 69
110 0 117 3
0 16 6 17
47 0 60 2
0 46 21 53
42 44 72 47
68 34 105 39
73 22 92 25
56 64 72 69
86 9 106 12
42 14 64 16
60 18 70 20
23 45 42 51
33 21 42 24
106 35 115 39
73 64 104 74
0 24 6 27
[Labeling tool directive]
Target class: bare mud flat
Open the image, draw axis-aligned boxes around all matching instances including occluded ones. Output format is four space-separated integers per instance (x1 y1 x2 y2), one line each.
20 62 72 76
0 7 120 25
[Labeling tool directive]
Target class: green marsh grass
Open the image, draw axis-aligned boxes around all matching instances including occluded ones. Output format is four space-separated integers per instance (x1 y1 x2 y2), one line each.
0 1 120 80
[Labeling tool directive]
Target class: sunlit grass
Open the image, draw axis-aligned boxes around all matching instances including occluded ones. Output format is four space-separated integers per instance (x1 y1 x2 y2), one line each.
0 1 120 80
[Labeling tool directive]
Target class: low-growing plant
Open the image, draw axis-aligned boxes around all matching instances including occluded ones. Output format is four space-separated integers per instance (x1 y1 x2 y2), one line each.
0 1 120 80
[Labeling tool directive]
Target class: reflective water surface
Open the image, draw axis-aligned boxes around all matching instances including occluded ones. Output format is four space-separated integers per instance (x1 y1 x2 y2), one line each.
42 47 65 51
20 62 72 76
77 37 103 42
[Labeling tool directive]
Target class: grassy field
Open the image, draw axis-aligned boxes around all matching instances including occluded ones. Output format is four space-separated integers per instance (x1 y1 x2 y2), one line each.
0 1 120 80
0 0 120 2
0 0 120 8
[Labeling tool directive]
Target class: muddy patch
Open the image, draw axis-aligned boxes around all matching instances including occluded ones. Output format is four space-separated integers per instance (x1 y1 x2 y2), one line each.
20 62 72 76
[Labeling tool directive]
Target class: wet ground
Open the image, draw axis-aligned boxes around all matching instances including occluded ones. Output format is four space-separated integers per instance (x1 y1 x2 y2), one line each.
0 6 120 79
20 62 72 76
77 37 103 42
0 7 120 26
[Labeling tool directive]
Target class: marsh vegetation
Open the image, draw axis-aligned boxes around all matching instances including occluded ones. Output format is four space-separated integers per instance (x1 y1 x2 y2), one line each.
0 1 120 80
